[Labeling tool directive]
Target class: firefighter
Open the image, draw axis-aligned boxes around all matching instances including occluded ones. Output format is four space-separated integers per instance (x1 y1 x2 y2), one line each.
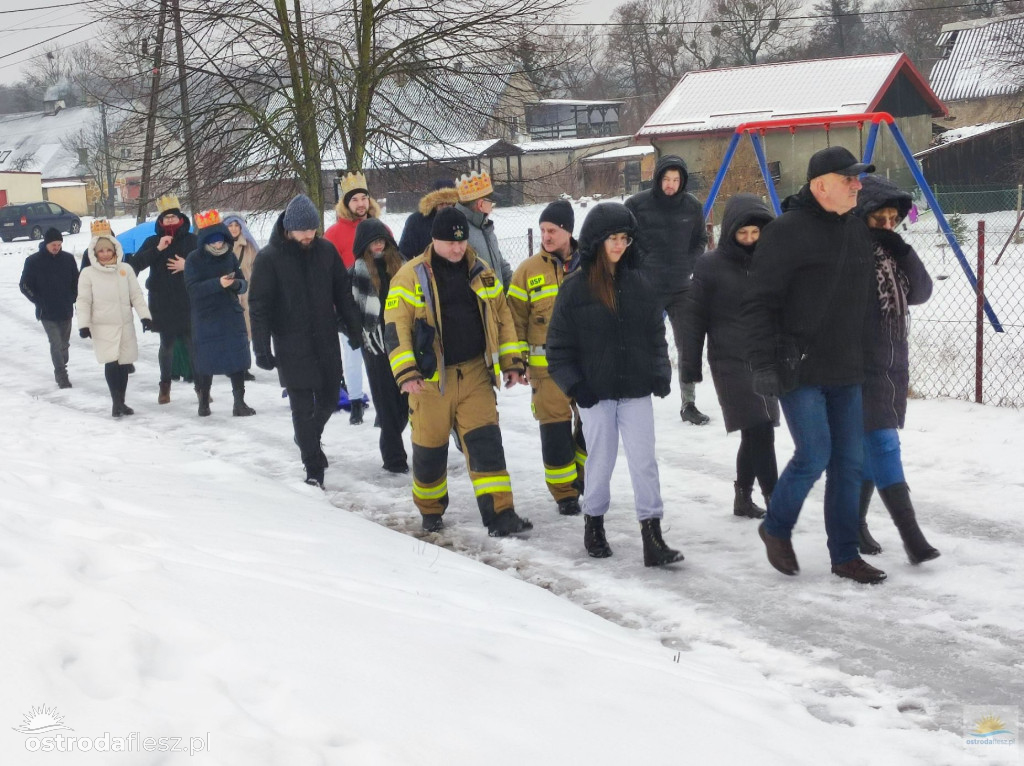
508 200 587 515
384 206 533 537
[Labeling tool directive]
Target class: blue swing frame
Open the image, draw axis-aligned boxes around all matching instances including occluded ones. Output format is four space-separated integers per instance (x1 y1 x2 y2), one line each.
701 111 1003 331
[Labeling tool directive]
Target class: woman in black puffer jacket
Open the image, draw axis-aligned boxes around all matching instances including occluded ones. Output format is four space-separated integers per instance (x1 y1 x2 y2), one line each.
853 175 939 565
547 202 681 567
681 194 779 520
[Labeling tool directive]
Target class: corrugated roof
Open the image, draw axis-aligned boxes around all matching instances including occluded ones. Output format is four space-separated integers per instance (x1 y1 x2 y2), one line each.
581 145 656 162
637 54 943 138
0 106 100 179
929 14 1024 102
914 118 1024 158
515 135 629 153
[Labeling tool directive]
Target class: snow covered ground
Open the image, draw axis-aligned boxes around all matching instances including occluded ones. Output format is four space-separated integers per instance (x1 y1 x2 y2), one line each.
2 222 1022 765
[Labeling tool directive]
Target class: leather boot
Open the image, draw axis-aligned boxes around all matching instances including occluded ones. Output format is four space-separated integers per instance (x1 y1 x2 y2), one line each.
197 386 212 417
878 482 940 565
111 393 124 418
158 380 171 404
584 514 612 558
733 482 766 519
349 399 364 425
232 385 255 416
640 518 684 567
858 481 883 555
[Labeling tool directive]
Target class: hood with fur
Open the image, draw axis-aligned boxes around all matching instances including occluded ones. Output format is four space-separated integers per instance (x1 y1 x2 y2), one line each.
418 187 460 216
334 195 382 223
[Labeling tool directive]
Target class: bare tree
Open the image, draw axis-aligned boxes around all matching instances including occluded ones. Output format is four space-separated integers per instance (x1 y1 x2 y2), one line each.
705 0 802 65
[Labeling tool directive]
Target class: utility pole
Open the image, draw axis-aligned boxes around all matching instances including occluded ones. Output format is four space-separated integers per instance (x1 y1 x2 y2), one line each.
99 101 116 217
171 0 199 214
137 0 169 224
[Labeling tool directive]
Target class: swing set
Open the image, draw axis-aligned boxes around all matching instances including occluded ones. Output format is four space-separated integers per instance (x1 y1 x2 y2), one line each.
701 111 1003 332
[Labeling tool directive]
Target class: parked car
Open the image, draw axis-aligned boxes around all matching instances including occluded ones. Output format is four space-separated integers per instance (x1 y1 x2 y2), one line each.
0 201 82 242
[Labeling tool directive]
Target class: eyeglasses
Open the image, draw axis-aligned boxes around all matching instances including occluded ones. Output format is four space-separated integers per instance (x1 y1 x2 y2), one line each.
606 234 633 247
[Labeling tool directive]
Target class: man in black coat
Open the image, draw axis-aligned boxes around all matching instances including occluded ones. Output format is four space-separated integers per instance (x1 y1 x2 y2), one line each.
248 194 363 488
626 154 710 425
743 146 886 585
129 197 199 404
20 228 79 388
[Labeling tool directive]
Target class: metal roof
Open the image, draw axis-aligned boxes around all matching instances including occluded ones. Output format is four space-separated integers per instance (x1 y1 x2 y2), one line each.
515 135 629 153
581 145 656 162
0 106 100 179
637 54 944 138
929 14 1024 102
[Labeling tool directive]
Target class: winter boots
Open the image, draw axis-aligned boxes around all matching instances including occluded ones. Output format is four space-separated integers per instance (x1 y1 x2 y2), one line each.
158 380 171 404
111 395 134 418
680 402 710 425
55 368 72 389
857 481 883 555
758 521 799 575
421 513 444 533
232 386 255 416
640 518 684 567
349 399 364 425
733 482 766 519
584 514 612 558
878 482 941 565
557 497 581 516
487 509 534 538
831 557 888 584
197 386 212 417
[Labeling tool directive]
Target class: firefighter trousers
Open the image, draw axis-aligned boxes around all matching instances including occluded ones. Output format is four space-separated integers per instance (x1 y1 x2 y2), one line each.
530 370 587 502
409 357 514 525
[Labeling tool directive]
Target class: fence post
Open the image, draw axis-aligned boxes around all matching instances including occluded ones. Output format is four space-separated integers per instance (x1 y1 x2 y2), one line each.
976 221 985 404
527 227 533 258
1017 184 1023 245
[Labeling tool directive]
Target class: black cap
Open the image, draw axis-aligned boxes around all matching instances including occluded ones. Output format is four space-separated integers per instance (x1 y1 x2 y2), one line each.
539 200 574 233
43 227 64 244
431 206 469 242
806 146 875 181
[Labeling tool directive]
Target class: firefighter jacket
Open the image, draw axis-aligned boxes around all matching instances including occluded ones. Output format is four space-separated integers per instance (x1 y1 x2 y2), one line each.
507 244 578 370
384 246 525 392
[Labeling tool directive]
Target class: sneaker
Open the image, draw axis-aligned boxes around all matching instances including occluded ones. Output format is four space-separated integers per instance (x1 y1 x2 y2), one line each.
487 509 534 537
556 497 581 516
831 557 887 584
680 403 710 425
421 514 444 532
758 522 799 575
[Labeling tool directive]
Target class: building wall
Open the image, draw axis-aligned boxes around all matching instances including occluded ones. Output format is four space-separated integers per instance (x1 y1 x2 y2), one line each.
938 94 1022 130
44 185 88 215
0 171 43 204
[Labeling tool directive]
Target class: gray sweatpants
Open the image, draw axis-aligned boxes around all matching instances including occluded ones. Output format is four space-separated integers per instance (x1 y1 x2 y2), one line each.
41 319 71 374
579 396 664 521
664 291 696 406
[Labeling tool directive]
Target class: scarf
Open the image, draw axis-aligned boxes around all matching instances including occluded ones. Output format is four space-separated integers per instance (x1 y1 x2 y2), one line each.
873 241 910 340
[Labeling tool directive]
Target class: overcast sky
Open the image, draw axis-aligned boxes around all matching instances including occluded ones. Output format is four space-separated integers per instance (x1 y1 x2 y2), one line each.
0 0 622 81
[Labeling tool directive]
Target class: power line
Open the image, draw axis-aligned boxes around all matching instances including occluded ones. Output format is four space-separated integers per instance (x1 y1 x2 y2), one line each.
0 1 90 13
0 18 98 62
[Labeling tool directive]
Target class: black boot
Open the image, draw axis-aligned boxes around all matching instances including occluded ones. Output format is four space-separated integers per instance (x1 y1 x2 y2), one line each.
232 386 255 416
640 518 684 567
197 386 212 417
349 399 364 425
584 514 612 558
557 497 581 516
487 509 533 537
878 482 940 565
858 481 882 555
55 368 72 389
733 482 766 519
111 394 123 418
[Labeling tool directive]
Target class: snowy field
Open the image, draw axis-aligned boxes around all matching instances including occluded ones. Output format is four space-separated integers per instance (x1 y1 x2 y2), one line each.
2 220 1023 765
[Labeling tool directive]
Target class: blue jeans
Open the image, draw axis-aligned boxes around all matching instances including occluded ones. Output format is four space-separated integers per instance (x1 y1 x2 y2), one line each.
863 428 905 490
765 384 863 565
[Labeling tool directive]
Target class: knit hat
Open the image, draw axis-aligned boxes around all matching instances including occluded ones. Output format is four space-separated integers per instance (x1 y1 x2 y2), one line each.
457 170 493 203
43 227 63 244
340 171 370 207
806 146 875 181
539 200 574 233
283 194 321 232
431 207 469 242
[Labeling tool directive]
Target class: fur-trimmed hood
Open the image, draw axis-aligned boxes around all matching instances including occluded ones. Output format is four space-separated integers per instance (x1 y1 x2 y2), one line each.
86 235 126 268
334 195 382 222
418 187 460 216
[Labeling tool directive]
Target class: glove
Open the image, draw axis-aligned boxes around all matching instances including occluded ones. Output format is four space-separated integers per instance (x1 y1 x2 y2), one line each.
362 327 386 356
79 327 91 339
751 366 782 397
255 354 276 371
652 378 671 398
571 382 599 409
141 318 153 332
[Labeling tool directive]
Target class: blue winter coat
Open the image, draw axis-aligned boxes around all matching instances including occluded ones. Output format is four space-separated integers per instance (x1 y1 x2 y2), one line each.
185 224 251 375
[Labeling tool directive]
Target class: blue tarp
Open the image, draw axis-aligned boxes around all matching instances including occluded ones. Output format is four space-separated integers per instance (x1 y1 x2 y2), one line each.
115 220 197 256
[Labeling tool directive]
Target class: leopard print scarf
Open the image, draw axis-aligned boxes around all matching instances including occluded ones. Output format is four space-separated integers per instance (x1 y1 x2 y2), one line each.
874 241 910 339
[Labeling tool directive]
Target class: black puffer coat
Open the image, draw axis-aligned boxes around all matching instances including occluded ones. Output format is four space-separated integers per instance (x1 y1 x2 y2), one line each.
130 214 198 335
742 185 874 387
547 203 671 401
20 243 79 321
248 213 363 389
681 194 780 432
625 154 707 303
855 176 932 431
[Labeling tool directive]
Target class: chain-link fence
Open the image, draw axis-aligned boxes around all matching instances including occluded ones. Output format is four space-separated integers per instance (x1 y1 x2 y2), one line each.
904 186 1024 408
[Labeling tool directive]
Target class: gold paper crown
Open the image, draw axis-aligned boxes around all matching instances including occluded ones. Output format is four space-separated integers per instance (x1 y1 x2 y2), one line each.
340 171 368 198
91 219 113 237
195 209 222 229
457 170 493 203
156 194 181 214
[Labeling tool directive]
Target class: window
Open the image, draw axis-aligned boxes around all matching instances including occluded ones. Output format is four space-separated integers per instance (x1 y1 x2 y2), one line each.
768 161 782 184
120 147 131 160
0 150 10 163
154 146 162 160
48 203 63 215
77 148 88 164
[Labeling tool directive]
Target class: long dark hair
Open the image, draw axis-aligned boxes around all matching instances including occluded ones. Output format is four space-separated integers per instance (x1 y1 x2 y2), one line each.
361 242 403 295
588 243 617 313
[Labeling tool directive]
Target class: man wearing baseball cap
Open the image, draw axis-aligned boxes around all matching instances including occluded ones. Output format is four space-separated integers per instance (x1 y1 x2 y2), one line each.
742 146 887 584
383 205 533 538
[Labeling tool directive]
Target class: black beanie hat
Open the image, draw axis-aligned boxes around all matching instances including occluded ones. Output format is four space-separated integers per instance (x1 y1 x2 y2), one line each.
539 199 574 233
43 227 64 245
431 206 469 242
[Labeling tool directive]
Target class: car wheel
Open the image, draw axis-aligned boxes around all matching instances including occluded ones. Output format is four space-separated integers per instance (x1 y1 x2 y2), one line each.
30 226 43 240
70 221 81 234
0 236 10 243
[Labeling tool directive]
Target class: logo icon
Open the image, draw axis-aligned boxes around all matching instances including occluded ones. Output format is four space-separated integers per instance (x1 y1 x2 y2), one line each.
963 705 1018 752
12 705 73 735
